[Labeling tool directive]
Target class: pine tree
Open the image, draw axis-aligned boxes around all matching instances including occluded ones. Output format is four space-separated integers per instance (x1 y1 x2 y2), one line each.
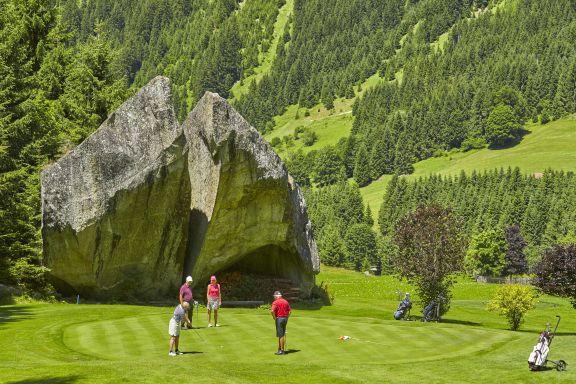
503 224 528 276
344 223 378 271
313 146 343 186
394 132 414 175
353 143 371 187
319 225 347 267
365 204 374 226
553 58 576 117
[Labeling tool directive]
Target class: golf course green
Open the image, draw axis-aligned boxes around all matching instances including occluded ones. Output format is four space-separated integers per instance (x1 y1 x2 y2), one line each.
1 267 574 383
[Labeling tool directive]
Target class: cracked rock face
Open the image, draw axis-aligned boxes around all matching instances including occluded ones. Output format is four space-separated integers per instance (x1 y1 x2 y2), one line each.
41 76 319 300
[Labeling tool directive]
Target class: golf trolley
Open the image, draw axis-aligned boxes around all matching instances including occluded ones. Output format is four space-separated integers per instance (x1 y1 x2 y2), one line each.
393 290 412 320
528 315 567 372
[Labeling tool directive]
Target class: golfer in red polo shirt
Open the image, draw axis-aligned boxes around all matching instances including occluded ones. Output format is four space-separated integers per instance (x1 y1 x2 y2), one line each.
271 290 291 355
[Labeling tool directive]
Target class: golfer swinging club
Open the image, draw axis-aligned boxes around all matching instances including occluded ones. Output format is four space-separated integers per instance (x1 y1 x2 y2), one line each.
271 290 291 355
168 301 191 356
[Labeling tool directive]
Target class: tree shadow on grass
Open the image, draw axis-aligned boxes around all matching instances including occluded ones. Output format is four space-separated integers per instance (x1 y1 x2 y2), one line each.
0 306 34 329
489 128 532 150
6 376 80 384
438 318 482 327
514 328 576 336
290 301 325 310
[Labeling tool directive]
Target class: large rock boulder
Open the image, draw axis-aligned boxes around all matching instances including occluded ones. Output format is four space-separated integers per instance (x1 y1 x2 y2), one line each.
41 77 190 299
184 92 319 288
41 76 319 300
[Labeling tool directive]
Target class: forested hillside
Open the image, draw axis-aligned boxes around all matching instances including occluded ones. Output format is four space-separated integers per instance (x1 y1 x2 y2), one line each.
61 0 284 120
2 0 576 294
379 169 576 266
0 0 128 293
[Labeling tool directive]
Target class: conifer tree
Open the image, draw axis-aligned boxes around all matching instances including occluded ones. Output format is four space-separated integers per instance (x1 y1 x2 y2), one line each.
344 223 378 271
553 58 576 117
394 133 414 175
319 225 347 267
353 143 371 187
503 224 528 276
313 146 343 186
365 204 374 226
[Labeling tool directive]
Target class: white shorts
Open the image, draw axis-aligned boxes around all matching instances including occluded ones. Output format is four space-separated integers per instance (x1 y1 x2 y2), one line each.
208 298 220 310
168 318 180 336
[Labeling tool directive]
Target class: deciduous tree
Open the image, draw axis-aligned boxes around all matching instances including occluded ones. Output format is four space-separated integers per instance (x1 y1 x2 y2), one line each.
392 203 468 316
534 244 576 309
465 229 508 277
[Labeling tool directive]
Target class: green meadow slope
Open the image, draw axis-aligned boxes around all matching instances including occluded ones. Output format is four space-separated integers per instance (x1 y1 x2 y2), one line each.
360 117 576 214
1 267 575 383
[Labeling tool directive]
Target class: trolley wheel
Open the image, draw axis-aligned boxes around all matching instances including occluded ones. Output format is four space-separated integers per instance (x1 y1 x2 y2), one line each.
556 360 567 371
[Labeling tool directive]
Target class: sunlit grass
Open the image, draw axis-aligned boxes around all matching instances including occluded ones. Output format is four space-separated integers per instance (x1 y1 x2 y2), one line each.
1 267 574 383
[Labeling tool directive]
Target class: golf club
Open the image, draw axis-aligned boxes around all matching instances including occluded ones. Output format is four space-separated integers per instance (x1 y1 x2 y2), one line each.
192 326 207 344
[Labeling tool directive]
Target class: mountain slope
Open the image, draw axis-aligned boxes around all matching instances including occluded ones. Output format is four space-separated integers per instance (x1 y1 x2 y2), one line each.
361 116 576 214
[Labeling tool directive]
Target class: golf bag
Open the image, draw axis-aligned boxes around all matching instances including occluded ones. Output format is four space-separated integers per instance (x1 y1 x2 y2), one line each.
528 316 567 371
393 294 412 320
423 296 444 322
528 330 551 370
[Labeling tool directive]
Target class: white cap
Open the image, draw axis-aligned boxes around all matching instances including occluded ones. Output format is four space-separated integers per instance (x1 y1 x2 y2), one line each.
186 276 193 283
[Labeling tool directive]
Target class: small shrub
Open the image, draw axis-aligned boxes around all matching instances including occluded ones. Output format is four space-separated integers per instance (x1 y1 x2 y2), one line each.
311 283 333 305
264 121 275 134
293 125 305 139
270 137 281 147
460 137 487 152
282 135 294 148
432 149 448 158
487 284 537 331
301 129 318 146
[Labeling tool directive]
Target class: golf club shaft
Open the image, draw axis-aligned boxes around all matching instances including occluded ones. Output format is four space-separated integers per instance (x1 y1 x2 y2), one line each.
553 315 561 334
549 315 561 346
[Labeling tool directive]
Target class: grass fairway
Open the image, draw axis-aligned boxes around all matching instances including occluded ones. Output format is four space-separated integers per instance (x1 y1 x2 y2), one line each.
1 267 575 383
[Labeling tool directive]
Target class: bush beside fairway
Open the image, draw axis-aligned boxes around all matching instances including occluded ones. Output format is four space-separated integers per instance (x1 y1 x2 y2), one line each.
1 267 574 383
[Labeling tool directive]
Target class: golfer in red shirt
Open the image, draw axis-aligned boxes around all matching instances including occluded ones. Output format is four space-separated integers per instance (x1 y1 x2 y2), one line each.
271 290 291 355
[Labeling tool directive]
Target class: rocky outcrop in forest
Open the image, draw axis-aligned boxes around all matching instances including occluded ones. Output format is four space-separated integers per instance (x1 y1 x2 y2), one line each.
41 76 319 300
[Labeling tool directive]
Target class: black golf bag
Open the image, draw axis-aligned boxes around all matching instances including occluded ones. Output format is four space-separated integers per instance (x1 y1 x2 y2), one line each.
423 296 444 322
393 295 412 320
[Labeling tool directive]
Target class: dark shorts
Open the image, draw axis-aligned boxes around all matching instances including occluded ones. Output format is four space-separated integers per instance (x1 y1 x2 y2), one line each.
275 317 288 337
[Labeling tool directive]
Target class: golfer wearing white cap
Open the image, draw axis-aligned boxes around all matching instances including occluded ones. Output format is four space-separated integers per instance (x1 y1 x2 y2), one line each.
179 276 194 329
271 290 291 355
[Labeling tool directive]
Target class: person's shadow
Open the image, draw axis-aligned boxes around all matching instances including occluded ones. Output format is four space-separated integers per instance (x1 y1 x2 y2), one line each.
283 349 300 354
181 351 203 355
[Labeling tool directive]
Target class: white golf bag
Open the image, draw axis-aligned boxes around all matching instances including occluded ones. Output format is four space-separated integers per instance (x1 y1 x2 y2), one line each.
527 316 567 372
528 331 551 370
